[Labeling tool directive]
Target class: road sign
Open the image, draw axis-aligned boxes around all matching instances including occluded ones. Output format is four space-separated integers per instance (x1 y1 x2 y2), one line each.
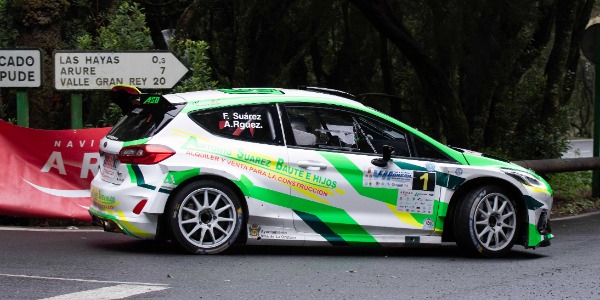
581 24 600 64
53 51 189 90
0 49 42 88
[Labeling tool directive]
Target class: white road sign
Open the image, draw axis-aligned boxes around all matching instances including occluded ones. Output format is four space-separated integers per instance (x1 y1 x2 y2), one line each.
0 49 42 88
54 51 189 90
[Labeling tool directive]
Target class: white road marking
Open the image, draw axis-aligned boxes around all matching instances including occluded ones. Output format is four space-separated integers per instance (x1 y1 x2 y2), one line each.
0 274 169 300
40 284 169 300
0 273 168 286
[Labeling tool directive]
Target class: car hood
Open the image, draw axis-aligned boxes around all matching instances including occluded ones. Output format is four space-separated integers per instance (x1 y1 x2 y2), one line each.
455 148 552 193
455 148 532 173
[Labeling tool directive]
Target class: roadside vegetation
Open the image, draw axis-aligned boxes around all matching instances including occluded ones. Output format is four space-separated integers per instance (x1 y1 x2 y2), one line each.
549 171 600 218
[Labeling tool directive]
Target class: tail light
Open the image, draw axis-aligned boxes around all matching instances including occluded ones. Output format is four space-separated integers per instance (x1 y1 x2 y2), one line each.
117 144 175 164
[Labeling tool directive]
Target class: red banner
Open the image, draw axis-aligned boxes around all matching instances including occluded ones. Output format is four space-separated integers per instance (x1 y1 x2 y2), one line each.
0 121 110 221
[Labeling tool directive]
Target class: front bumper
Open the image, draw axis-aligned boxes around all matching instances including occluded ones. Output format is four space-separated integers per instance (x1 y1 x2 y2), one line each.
524 191 553 248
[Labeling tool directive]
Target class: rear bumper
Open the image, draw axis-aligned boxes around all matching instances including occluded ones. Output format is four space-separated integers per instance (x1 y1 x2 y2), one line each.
89 207 159 239
90 213 124 234
89 163 171 239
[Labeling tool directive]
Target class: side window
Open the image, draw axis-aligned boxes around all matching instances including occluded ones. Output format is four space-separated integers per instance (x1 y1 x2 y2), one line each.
285 105 410 156
356 116 410 156
286 106 357 151
189 105 279 144
412 135 451 161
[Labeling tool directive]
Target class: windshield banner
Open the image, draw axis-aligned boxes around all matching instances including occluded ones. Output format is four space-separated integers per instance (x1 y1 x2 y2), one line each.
0 120 110 221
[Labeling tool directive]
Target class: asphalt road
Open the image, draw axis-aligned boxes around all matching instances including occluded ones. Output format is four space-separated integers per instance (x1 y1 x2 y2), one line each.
1 214 599 300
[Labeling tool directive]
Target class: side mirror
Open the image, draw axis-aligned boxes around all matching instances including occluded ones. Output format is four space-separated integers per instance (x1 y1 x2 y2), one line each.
371 145 394 167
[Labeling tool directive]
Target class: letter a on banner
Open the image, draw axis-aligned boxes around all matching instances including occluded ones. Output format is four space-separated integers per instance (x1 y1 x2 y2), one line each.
41 151 67 175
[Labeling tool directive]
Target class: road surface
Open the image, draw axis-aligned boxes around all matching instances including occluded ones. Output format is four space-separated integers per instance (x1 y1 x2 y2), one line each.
0 213 599 299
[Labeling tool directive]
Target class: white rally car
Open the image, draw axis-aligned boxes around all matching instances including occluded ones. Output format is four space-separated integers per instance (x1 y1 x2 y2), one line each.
89 85 553 257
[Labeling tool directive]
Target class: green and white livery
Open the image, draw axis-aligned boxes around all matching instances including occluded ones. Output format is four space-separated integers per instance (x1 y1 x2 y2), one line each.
89 85 553 257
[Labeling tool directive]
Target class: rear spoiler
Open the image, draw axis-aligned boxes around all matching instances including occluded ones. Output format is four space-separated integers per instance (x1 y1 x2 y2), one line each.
110 84 174 113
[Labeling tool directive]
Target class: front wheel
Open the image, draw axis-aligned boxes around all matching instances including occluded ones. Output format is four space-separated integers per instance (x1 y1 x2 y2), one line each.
167 180 243 254
454 185 520 258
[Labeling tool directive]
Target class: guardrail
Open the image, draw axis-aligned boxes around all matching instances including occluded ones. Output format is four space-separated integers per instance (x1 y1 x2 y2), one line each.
512 157 600 173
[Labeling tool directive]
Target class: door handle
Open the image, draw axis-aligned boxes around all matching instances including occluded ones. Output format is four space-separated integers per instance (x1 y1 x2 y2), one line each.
297 160 328 170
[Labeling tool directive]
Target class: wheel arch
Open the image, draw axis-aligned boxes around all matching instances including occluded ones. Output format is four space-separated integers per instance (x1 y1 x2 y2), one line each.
442 176 528 245
157 174 249 244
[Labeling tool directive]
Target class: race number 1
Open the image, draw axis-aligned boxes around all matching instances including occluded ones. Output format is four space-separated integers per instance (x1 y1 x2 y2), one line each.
412 171 435 191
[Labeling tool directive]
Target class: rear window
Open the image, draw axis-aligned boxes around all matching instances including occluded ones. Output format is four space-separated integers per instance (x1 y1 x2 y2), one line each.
189 104 281 144
106 104 184 141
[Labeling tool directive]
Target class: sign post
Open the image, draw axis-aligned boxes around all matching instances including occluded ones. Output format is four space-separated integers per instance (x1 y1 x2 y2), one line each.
0 49 43 127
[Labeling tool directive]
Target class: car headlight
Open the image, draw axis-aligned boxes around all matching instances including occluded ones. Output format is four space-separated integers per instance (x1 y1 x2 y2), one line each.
502 169 547 190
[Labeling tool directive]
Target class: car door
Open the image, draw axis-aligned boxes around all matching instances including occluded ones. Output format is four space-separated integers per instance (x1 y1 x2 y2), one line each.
282 104 446 244
187 104 294 230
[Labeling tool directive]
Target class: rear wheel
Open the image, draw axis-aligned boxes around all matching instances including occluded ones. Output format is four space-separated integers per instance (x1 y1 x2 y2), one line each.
454 185 519 258
167 180 243 254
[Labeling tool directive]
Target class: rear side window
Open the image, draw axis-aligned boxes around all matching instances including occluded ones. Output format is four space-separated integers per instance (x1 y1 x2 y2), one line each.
189 105 281 144
106 105 183 141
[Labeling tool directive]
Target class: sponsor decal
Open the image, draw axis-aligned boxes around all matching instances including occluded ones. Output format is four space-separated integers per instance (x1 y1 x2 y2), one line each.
143 96 160 104
423 218 434 230
249 224 261 238
91 187 116 210
247 224 297 240
425 162 436 172
180 135 337 198
396 190 435 214
363 167 412 188
259 229 297 240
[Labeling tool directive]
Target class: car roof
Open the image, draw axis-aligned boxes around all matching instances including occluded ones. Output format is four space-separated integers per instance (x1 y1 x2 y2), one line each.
164 88 366 110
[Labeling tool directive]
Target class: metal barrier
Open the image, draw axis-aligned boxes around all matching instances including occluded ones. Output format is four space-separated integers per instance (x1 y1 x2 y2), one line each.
512 157 600 173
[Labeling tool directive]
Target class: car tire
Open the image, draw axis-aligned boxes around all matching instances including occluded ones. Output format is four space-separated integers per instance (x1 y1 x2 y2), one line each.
454 185 520 258
167 180 243 254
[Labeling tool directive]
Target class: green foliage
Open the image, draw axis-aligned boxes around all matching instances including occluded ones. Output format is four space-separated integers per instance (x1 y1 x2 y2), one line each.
479 71 570 160
0 0 17 47
171 39 217 92
13 0 69 27
97 103 124 127
76 34 94 50
549 171 600 216
76 1 152 51
74 1 154 127
98 2 152 51
62 0 96 49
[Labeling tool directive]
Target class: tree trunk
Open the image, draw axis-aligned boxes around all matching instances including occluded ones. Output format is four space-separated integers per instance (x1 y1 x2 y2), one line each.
349 0 470 147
